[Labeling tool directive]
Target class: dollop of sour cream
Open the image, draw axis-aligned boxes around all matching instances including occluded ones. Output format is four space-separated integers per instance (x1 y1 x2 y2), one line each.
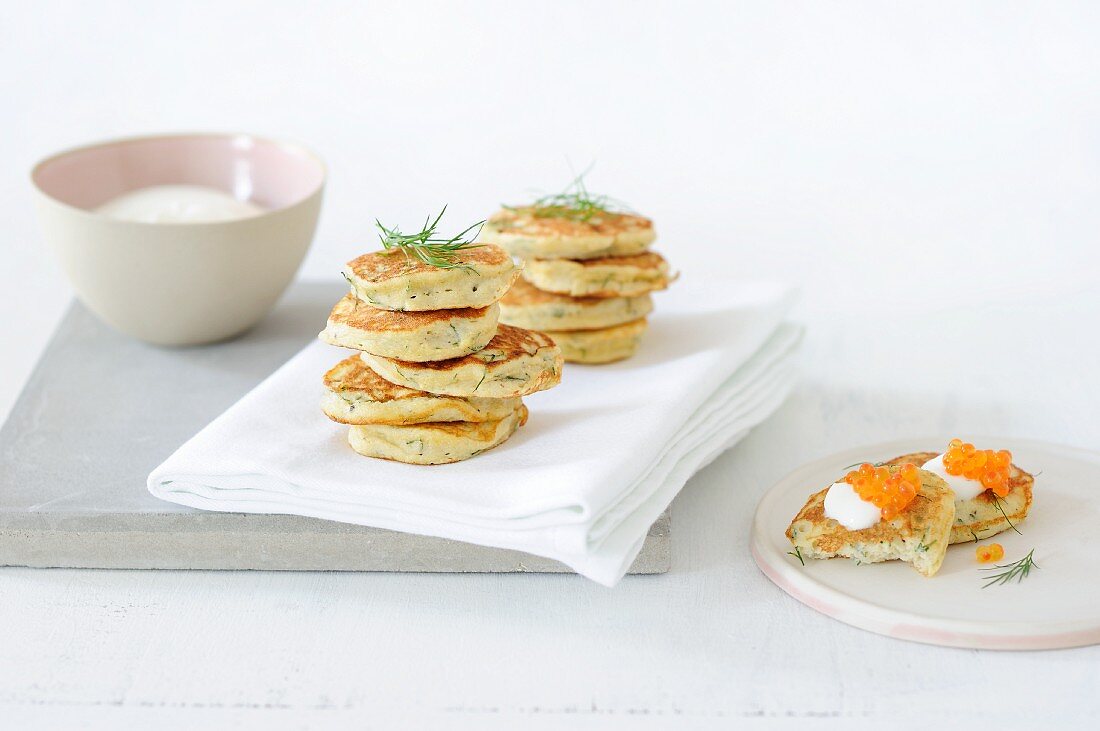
96 185 265 223
823 480 881 530
920 452 984 500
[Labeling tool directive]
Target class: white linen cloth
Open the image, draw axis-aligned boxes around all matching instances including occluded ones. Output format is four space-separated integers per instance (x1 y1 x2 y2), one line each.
148 280 801 585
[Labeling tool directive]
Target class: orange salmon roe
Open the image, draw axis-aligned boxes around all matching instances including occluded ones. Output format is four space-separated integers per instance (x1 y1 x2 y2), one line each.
942 439 1012 497
843 462 920 520
976 543 1005 563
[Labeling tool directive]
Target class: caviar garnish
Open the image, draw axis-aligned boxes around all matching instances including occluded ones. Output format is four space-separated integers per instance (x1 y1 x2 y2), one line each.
844 462 920 520
975 543 1005 563
943 439 1012 497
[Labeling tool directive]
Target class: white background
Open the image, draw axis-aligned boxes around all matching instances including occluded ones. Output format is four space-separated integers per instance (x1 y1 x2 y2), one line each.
2 2 1099 728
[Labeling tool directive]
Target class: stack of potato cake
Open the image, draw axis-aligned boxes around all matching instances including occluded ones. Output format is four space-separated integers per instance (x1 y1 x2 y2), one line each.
319 243 563 464
481 205 672 364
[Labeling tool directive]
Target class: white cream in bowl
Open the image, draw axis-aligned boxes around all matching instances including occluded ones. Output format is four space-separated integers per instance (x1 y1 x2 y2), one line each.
96 184 265 223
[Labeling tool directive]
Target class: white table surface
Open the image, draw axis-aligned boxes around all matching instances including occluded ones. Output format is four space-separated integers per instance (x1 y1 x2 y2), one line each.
4 3 1100 728
3 278 1098 730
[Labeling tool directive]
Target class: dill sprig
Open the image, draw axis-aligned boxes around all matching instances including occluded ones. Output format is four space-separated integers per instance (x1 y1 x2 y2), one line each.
508 174 627 222
980 548 1038 588
990 494 1022 535
376 206 484 270
787 546 806 566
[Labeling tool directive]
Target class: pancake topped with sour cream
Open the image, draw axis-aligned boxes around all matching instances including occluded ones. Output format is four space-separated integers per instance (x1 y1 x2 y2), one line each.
881 442 1033 544
786 463 956 577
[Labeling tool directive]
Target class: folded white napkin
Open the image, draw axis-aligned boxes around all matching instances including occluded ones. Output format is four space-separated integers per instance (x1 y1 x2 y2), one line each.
148 280 801 585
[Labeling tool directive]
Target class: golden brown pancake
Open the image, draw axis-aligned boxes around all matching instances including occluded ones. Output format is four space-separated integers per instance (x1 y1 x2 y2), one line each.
360 324 563 398
321 356 521 425
320 294 499 361
479 208 655 260
347 245 512 283
342 244 520 311
347 404 528 465
523 251 673 298
499 277 653 331
544 318 648 364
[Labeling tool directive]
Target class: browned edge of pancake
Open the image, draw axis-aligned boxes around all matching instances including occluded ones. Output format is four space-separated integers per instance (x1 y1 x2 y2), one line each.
323 356 429 401
379 324 556 371
328 294 491 331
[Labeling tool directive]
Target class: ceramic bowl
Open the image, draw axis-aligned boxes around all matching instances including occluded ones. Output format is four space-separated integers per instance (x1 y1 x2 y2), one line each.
31 133 325 345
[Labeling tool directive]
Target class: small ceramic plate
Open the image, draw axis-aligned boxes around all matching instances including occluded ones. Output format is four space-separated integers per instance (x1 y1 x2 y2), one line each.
751 438 1100 650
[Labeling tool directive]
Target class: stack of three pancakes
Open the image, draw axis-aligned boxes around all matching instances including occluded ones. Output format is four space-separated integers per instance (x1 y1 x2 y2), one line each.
319 244 563 465
479 207 673 364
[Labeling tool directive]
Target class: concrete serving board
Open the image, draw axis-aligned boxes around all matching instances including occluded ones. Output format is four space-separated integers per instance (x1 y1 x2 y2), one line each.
0 282 669 574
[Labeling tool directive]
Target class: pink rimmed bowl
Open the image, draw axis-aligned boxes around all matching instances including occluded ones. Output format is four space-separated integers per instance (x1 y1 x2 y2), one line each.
31 133 325 345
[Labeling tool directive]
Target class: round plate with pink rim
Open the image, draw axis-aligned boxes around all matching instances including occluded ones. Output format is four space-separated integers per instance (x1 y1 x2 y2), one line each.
751 437 1100 650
